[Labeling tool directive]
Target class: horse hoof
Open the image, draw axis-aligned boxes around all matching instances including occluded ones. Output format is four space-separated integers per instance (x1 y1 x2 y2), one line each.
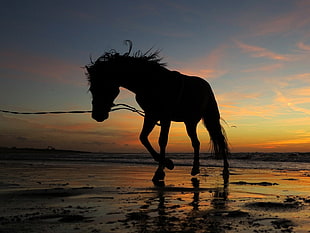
152 169 165 181
191 167 200 176
164 158 174 170
152 180 165 187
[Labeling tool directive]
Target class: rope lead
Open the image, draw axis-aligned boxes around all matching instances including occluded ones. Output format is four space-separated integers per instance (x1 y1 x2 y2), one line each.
0 103 144 116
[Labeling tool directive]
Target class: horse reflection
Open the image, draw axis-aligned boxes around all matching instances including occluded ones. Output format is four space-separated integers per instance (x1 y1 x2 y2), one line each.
86 40 229 184
124 173 229 232
190 178 200 210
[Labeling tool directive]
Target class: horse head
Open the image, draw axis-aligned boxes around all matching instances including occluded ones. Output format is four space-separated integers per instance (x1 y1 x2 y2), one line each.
86 65 120 122
85 40 163 122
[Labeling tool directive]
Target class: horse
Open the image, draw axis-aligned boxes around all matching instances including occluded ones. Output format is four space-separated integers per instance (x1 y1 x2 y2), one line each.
86 41 229 184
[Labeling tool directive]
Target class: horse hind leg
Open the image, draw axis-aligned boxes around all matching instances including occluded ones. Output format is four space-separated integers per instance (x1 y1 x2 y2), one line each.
191 142 200 176
185 121 200 176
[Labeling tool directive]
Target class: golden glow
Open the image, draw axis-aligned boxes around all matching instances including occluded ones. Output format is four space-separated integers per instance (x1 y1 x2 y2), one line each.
1 1 310 153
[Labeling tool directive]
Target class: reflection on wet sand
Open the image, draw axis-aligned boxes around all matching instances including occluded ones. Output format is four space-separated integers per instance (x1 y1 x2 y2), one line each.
1 162 309 233
125 173 230 233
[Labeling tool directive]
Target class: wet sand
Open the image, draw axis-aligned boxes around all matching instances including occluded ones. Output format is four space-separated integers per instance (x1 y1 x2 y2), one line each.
0 160 310 233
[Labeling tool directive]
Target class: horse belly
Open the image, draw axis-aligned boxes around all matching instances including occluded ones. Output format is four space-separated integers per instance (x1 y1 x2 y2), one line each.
135 74 209 122
170 105 204 122
170 80 209 121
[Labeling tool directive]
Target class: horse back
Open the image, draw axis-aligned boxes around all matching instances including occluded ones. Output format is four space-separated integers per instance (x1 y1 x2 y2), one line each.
135 70 212 121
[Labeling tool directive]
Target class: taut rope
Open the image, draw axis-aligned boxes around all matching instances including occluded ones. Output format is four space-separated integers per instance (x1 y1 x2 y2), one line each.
0 109 92 115
0 103 145 117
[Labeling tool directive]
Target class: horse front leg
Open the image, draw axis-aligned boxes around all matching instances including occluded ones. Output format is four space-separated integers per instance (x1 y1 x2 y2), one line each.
139 116 166 184
158 120 174 170
185 121 200 176
139 116 160 162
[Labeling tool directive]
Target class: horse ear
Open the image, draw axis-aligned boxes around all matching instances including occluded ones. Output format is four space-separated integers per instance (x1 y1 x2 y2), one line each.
89 54 94 64
123 40 132 56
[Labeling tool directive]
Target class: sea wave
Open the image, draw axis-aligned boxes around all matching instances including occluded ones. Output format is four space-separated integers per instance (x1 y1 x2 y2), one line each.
1 149 310 171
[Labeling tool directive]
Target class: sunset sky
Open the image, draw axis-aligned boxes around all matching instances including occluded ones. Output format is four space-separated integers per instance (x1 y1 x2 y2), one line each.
1 0 310 153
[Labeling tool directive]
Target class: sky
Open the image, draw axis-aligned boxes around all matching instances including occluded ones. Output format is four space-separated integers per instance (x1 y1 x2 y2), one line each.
0 0 310 153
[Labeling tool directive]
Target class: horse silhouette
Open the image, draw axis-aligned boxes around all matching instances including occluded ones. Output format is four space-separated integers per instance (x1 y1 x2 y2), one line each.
86 41 229 184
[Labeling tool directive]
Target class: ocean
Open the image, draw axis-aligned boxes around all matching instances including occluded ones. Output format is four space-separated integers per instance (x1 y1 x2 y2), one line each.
1 148 310 171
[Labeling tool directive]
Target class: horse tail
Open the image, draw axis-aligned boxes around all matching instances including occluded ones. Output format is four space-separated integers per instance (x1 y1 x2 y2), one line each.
202 84 229 168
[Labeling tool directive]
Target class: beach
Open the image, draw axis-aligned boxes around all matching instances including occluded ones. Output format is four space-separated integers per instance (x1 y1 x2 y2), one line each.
0 151 310 233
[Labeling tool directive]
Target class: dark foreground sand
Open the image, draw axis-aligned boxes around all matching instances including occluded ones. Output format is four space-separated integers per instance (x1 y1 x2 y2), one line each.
0 160 309 233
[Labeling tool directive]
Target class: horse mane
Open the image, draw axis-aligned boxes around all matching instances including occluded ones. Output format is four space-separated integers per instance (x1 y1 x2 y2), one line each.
86 40 166 82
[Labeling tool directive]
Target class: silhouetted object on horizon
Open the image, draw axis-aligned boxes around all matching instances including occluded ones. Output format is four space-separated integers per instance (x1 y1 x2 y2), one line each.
86 40 229 184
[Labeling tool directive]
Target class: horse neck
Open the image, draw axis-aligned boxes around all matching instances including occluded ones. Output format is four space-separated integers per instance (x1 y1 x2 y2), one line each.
118 65 166 93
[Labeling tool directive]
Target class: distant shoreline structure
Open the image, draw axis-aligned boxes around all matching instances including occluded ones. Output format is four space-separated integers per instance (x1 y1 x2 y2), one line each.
0 146 89 154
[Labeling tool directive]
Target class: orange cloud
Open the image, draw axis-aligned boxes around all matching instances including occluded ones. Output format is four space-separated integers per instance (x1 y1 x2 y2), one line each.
43 122 97 132
255 137 310 148
287 73 310 84
296 42 310 51
178 68 226 79
242 63 283 73
216 91 285 121
289 87 310 99
235 41 291 61
274 79 310 116
169 44 229 79
223 104 280 120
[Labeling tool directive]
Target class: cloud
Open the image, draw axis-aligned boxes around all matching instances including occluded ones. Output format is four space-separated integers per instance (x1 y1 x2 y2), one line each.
222 104 280 120
0 50 83 86
235 41 291 61
289 87 310 99
288 73 310 83
263 73 310 93
262 72 310 118
287 103 310 115
246 2 310 37
242 63 283 73
255 137 310 149
174 44 229 79
254 14 300 36
216 90 286 120
43 122 97 132
296 42 310 52
274 85 310 116
218 91 262 103
178 68 226 79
